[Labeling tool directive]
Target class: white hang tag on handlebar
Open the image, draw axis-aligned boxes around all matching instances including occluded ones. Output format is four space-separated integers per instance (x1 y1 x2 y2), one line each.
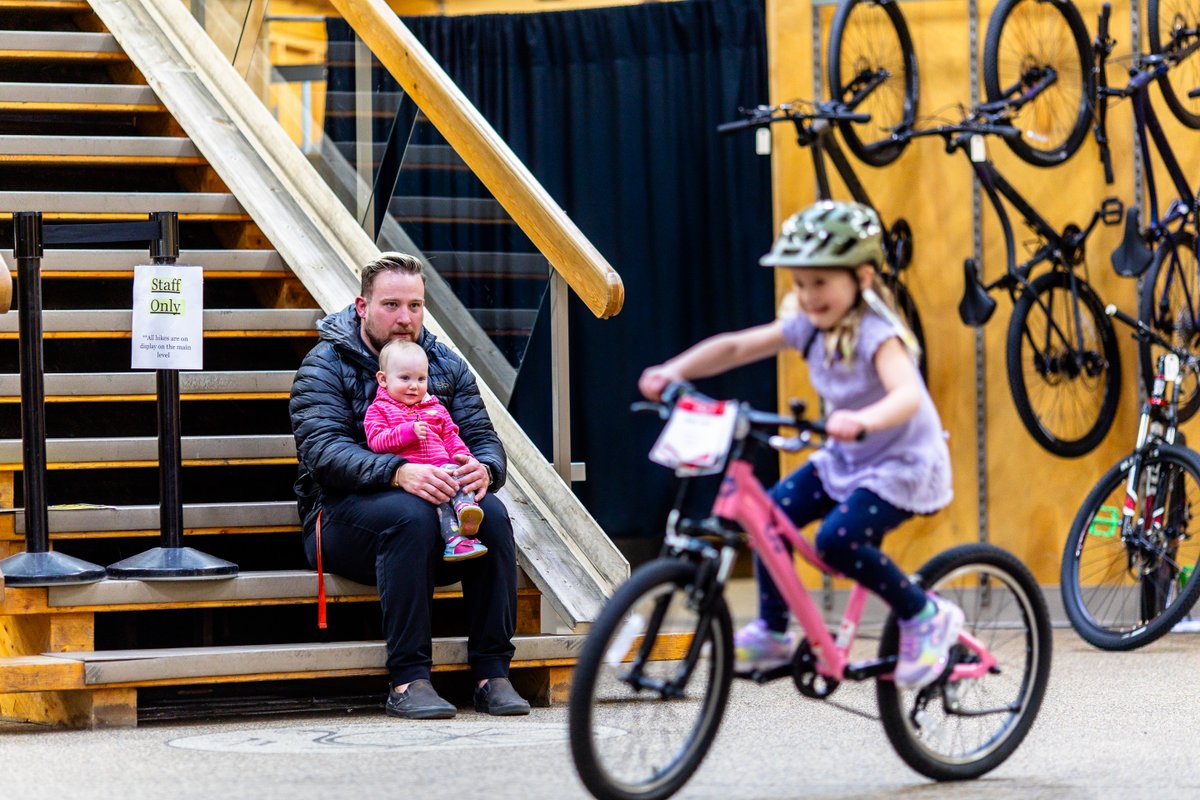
1164 353 1181 382
755 127 772 156
649 396 738 477
970 135 986 163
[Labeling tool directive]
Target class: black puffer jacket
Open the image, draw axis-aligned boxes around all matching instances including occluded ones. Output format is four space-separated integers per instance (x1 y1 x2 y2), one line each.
289 305 507 535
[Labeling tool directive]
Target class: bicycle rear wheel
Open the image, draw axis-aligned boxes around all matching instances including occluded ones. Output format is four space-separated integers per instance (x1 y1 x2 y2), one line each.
1148 0 1200 128
1061 443 1200 650
1006 269 1121 457
1138 229 1200 422
827 0 918 167
877 544 1052 781
568 558 734 800
983 0 1093 166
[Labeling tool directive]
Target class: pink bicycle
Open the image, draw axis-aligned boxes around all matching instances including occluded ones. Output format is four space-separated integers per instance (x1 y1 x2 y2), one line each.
568 386 1051 800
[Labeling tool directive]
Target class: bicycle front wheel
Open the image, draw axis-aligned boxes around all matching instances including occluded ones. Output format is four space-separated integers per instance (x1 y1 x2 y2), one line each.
1006 270 1120 457
568 558 734 800
877 544 1052 781
1149 0 1200 128
983 0 1093 166
1138 229 1200 422
827 0 918 167
1061 443 1200 650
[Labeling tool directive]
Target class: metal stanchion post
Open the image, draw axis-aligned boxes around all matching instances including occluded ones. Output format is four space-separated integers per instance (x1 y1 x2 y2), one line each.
106 212 236 580
0 212 106 585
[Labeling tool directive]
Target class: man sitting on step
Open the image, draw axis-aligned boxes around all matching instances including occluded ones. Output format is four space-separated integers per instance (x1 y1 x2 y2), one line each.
289 251 530 719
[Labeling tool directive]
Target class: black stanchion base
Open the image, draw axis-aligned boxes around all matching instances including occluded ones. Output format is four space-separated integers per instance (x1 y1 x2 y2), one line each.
0 551 106 586
106 547 238 581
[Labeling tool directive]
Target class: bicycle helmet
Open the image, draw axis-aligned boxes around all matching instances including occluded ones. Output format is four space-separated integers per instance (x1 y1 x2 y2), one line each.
759 200 884 269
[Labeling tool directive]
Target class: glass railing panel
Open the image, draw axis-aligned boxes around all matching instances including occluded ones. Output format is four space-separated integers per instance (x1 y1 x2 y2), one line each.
185 5 551 395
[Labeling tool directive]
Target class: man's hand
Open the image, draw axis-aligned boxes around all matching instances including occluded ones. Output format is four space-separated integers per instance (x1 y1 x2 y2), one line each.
392 462 459 504
451 454 490 502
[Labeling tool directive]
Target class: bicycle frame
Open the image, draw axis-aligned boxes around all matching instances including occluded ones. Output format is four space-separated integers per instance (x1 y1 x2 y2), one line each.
706 455 996 684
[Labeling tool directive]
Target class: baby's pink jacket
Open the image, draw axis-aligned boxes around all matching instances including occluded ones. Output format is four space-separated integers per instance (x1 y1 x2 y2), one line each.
363 386 473 466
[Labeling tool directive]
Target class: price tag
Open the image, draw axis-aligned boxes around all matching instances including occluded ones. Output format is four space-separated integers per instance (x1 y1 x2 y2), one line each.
649 396 738 476
755 127 772 156
970 134 987 163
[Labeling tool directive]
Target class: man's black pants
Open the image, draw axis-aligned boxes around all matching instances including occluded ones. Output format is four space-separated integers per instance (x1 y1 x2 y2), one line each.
304 490 517 686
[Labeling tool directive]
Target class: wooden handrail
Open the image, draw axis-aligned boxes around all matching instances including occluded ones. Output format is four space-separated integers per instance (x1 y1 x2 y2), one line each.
326 0 624 319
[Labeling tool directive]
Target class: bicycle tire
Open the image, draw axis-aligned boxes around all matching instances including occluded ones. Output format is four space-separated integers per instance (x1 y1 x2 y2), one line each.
1138 229 1200 422
983 0 1093 166
827 0 919 167
568 558 734 800
880 272 929 385
1061 442 1200 650
1148 0 1200 129
877 543 1052 781
1006 269 1120 457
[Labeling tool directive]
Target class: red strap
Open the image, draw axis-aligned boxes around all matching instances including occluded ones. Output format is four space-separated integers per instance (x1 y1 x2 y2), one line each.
316 508 327 629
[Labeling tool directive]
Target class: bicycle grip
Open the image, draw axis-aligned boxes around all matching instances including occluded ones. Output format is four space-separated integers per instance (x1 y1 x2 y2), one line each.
1189 87 1200 99
717 118 765 133
1105 304 1139 330
833 112 871 123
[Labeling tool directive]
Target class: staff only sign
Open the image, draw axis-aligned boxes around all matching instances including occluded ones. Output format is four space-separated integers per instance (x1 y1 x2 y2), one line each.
131 264 204 370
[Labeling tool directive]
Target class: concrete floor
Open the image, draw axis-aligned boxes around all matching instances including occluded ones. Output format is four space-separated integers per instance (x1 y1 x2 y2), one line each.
0 624 1198 800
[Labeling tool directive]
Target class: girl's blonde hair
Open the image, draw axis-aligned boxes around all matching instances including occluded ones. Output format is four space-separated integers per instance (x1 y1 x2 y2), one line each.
779 272 921 367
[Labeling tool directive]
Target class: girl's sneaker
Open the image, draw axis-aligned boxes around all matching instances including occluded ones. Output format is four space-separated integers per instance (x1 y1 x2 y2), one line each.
455 501 484 538
733 619 795 672
444 535 488 562
895 595 965 690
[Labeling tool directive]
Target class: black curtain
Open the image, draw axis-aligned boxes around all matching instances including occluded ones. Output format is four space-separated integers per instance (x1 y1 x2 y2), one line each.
328 0 775 552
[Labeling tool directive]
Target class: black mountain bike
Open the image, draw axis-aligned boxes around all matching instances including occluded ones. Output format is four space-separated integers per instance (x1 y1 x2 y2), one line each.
1091 3 1200 422
719 101 927 382
1061 305 1200 650
876 105 1124 457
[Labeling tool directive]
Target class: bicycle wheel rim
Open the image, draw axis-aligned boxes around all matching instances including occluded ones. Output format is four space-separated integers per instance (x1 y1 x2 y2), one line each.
985 0 1091 165
878 547 1049 779
569 561 732 800
828 0 917 167
1007 272 1119 457
1138 231 1200 422
1149 0 1200 128
1064 448 1200 648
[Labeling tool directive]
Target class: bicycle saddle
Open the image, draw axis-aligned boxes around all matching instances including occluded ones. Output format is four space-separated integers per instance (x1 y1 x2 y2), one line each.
1111 206 1153 277
958 259 996 327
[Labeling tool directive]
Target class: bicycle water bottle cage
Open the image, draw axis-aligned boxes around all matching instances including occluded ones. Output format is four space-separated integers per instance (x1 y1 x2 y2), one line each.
1111 206 1153 277
958 259 997 327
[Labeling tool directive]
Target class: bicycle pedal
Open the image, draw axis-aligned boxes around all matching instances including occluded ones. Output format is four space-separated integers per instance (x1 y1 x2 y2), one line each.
734 664 791 684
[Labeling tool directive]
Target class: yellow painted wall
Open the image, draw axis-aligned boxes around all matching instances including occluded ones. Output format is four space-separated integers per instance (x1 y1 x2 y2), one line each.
768 0 1200 584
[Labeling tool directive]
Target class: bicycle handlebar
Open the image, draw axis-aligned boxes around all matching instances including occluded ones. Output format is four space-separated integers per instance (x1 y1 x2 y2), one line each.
1105 304 1200 369
717 104 871 135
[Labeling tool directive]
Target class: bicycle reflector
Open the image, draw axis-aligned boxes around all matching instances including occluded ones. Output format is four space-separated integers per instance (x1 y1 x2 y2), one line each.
1088 505 1121 537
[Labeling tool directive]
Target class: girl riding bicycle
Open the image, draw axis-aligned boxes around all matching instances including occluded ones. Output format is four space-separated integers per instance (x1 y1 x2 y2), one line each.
638 200 959 690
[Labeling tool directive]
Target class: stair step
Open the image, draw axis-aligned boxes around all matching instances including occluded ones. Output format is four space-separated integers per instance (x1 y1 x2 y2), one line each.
0 30 126 61
0 308 322 338
0 0 92 11
0 134 204 164
0 191 248 220
0 433 296 469
46 634 584 686
0 82 163 112
12 568 533 610
389 195 514 224
1 249 288 277
428 251 547 280
0 370 295 400
12 499 299 535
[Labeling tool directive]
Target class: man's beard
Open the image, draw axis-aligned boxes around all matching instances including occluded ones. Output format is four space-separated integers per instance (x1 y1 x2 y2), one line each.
363 321 414 354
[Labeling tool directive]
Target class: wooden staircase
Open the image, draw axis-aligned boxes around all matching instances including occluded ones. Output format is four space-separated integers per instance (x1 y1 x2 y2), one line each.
0 0 596 726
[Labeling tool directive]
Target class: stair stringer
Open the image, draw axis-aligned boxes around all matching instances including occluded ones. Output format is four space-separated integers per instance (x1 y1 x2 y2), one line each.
86 0 628 629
